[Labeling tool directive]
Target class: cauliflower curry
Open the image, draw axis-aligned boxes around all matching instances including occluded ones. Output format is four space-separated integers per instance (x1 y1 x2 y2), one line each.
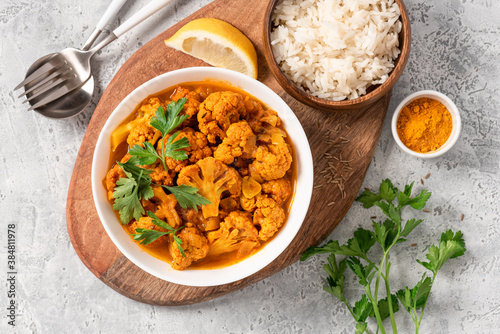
105 82 295 270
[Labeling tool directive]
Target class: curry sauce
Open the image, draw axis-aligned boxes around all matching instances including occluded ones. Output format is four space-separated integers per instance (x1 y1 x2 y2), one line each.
104 81 296 270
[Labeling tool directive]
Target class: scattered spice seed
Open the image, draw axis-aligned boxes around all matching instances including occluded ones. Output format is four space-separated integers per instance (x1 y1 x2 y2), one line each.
423 209 431 213
420 178 424 185
364 187 372 192
327 201 336 206
461 214 464 221
370 216 377 219
410 243 417 247
357 149 361 157
314 185 323 189
425 172 431 179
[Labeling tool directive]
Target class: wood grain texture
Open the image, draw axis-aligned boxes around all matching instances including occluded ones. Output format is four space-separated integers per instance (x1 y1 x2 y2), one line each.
66 0 394 305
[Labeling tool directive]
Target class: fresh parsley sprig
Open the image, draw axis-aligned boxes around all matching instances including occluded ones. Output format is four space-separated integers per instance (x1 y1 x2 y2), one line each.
301 179 466 334
129 132 190 168
131 211 186 257
147 98 189 171
112 157 154 224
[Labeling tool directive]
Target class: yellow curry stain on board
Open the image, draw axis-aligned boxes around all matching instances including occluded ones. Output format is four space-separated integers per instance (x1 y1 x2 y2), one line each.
396 97 452 153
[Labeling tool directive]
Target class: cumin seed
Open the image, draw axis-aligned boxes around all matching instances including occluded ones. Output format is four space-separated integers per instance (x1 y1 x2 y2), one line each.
461 214 464 221
410 243 417 247
425 172 430 179
420 178 424 185
314 185 323 189
423 209 431 213
327 201 336 206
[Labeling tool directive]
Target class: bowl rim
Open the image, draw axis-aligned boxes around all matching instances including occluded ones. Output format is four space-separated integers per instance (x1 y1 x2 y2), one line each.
91 66 314 286
262 0 411 111
391 90 462 158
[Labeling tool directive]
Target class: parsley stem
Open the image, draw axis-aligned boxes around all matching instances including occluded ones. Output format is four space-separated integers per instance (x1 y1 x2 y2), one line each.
384 261 398 334
364 285 386 334
160 136 167 171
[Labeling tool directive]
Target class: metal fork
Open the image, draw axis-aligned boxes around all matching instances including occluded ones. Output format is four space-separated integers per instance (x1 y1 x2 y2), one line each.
14 0 128 109
15 0 174 111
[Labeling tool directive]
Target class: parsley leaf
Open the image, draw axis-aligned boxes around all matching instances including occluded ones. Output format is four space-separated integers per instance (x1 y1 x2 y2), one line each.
417 230 466 275
112 167 153 224
163 132 190 161
345 257 375 286
376 294 400 321
400 218 424 237
301 228 375 261
353 294 373 323
397 275 432 313
150 98 189 136
356 189 381 208
148 99 190 171
131 211 186 257
379 178 397 202
129 142 162 166
323 254 347 302
406 189 431 210
163 184 211 211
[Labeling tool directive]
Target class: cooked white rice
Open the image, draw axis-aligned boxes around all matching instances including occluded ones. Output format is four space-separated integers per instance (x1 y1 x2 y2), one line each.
271 0 402 101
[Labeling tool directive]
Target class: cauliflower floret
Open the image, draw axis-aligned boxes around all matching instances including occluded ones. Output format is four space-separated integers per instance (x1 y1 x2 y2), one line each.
126 123 158 148
214 121 257 164
111 97 163 151
151 186 182 228
149 163 175 186
253 195 286 241
250 139 292 181
129 216 168 248
170 86 201 127
177 157 242 219
170 226 209 270
207 211 259 259
105 164 126 201
158 127 213 172
262 178 292 205
105 154 131 200
198 91 246 143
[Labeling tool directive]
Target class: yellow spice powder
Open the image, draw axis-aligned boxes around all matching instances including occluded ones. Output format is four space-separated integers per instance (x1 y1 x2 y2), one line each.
396 97 452 153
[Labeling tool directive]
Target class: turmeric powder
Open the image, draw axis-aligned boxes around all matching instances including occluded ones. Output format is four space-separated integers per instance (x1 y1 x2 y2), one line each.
396 97 452 153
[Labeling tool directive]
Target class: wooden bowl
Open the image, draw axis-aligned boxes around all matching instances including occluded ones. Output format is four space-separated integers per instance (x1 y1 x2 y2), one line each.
262 0 411 111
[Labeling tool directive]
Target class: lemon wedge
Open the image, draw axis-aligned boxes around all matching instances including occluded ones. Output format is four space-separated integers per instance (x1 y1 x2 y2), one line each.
165 18 258 79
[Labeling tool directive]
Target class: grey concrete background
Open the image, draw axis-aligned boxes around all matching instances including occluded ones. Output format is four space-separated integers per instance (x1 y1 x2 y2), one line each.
1 0 498 333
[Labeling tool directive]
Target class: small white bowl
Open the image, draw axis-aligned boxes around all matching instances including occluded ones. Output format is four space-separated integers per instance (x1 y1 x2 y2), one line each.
391 90 461 158
91 67 314 287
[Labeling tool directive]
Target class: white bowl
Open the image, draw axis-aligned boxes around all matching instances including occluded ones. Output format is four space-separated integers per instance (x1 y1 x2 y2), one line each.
91 67 313 287
391 90 461 158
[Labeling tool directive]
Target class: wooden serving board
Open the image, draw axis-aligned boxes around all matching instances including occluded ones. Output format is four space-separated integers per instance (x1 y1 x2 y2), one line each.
66 0 392 305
